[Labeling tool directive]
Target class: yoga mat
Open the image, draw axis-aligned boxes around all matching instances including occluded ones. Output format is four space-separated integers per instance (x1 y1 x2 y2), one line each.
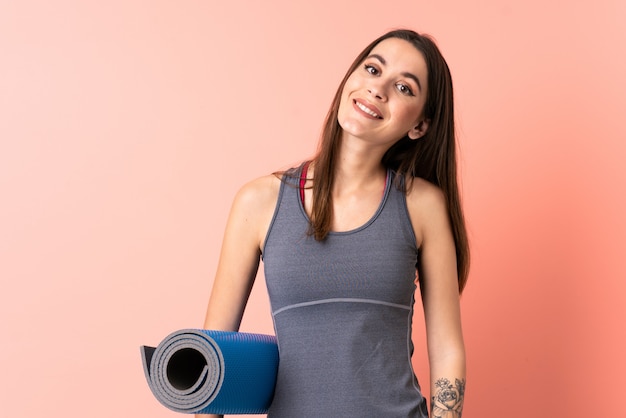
141 329 278 415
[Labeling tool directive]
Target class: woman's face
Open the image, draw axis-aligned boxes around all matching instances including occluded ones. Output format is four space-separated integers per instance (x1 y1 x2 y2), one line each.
338 37 429 147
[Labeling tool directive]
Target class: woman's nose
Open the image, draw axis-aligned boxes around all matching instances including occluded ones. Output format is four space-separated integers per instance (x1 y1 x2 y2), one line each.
367 80 388 101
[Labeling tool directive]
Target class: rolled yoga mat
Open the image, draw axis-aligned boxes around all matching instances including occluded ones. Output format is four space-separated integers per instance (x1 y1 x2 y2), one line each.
141 329 279 415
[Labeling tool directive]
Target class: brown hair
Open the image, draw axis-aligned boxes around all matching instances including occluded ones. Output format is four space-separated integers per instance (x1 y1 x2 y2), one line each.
310 29 470 292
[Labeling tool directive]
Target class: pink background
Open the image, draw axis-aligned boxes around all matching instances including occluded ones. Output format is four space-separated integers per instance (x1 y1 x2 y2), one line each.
1 1 625 417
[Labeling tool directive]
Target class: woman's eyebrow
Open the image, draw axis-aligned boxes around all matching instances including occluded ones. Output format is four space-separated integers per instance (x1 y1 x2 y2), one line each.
366 53 423 93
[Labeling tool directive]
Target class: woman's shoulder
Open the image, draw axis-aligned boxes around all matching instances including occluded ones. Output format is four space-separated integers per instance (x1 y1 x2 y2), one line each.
234 161 305 205
404 176 449 246
405 176 446 210
226 173 283 248
234 173 283 211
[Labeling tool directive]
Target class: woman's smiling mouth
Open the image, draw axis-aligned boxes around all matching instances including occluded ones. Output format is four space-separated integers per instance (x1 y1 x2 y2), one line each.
354 99 383 119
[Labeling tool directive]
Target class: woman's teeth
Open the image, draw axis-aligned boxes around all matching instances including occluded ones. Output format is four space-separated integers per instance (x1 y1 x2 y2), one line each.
356 101 381 118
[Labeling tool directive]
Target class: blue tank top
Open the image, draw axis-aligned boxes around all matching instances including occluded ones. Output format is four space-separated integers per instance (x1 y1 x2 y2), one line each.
262 164 429 417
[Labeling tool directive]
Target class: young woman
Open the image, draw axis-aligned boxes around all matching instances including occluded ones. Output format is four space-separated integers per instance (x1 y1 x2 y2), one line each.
199 29 469 418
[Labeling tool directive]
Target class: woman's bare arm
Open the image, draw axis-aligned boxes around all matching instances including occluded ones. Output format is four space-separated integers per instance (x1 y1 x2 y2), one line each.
407 179 466 417
196 175 280 418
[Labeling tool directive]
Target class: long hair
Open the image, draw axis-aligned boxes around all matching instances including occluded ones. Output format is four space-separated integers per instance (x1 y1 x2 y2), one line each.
310 29 470 292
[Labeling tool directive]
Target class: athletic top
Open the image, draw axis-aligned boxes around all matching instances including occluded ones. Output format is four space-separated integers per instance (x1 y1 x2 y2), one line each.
262 164 429 417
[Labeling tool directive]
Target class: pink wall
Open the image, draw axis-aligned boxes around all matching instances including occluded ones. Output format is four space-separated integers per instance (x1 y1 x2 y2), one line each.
1 1 624 417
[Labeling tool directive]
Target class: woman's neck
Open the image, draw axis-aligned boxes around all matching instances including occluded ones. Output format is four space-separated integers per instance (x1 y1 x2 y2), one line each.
331 134 389 195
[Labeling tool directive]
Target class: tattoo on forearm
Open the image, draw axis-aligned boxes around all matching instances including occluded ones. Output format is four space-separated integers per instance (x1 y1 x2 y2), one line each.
431 377 465 418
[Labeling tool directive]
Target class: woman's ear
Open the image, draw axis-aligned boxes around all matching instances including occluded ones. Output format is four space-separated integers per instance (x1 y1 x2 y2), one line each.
408 119 430 140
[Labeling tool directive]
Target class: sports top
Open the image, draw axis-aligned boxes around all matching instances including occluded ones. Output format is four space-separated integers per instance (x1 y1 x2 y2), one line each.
262 164 429 417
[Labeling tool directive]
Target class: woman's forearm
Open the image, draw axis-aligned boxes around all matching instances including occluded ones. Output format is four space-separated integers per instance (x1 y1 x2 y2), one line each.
430 376 466 417
429 350 466 418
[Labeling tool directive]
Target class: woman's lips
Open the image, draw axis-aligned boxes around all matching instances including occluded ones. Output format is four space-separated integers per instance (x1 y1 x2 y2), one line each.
353 99 383 119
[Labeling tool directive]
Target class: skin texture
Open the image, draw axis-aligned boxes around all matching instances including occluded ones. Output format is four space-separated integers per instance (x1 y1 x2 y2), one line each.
198 38 465 418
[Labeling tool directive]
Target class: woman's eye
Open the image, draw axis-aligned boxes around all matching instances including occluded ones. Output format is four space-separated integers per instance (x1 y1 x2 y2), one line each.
364 64 378 75
396 83 414 96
